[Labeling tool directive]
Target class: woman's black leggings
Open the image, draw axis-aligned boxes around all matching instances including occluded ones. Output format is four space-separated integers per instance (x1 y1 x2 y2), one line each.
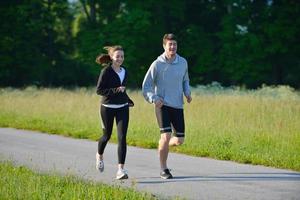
98 105 129 164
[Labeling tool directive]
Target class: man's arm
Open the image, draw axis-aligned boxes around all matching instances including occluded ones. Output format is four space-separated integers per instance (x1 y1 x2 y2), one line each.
183 65 192 103
142 62 160 104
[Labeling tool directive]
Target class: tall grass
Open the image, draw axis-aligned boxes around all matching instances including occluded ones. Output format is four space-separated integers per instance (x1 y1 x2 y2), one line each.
0 162 156 200
0 85 299 171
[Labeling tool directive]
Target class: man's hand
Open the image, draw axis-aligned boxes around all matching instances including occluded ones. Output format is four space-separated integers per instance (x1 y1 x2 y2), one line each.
186 95 192 103
154 99 163 108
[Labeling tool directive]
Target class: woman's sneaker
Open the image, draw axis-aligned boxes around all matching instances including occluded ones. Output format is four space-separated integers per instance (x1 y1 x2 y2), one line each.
96 153 104 172
160 168 173 179
116 168 128 180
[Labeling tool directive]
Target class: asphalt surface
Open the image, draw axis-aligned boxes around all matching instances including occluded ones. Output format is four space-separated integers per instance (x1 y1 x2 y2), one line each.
0 128 299 200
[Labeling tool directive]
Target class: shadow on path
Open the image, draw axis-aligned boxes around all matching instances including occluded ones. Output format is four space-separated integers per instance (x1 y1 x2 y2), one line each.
136 173 300 184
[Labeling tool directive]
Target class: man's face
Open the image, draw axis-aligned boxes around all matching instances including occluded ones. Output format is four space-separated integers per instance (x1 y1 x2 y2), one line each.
163 40 177 57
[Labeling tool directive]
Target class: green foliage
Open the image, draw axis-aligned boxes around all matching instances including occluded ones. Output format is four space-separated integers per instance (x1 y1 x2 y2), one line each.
0 162 157 200
218 0 300 87
0 87 299 171
0 1 299 88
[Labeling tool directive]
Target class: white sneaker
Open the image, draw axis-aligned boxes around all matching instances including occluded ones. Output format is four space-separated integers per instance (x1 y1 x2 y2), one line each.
96 153 104 172
116 168 128 180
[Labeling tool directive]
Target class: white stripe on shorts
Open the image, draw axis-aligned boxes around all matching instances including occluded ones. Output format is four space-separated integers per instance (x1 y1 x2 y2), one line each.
160 127 172 131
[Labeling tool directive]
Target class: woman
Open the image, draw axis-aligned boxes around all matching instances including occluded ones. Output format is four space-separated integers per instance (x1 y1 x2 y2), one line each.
95 45 134 180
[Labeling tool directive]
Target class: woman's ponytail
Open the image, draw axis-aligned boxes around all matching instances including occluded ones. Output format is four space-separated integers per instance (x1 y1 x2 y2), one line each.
96 54 111 65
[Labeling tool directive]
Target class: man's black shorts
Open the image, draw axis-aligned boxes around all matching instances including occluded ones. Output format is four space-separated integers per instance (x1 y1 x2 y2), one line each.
155 105 185 137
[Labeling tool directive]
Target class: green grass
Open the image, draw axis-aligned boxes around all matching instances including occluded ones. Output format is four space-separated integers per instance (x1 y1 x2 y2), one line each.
0 86 299 171
0 161 157 200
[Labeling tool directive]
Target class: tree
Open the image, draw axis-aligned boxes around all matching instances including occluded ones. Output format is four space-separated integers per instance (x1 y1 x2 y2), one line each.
218 0 300 88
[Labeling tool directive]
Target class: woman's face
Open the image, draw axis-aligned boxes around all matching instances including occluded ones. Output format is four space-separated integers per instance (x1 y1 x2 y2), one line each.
111 50 124 67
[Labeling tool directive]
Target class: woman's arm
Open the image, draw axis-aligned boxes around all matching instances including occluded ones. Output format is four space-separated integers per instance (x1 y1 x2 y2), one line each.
96 68 119 96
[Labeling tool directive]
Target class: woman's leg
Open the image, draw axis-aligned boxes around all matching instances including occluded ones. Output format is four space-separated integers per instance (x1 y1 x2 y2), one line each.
98 105 115 155
115 106 129 166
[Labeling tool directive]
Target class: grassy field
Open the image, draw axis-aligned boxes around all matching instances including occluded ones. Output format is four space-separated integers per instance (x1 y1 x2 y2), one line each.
0 162 156 200
0 85 299 171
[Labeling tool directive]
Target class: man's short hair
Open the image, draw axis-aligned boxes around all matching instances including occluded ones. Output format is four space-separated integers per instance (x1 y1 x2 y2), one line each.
163 33 177 45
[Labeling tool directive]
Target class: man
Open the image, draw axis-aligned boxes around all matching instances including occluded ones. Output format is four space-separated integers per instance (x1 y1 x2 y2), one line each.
142 33 192 179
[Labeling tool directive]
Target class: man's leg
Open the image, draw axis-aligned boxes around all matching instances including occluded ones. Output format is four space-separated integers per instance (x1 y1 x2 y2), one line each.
158 132 171 170
155 105 173 178
169 107 185 146
169 136 184 146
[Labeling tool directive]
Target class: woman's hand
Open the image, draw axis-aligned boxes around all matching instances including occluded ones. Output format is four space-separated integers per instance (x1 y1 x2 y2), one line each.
117 86 125 93
128 98 134 107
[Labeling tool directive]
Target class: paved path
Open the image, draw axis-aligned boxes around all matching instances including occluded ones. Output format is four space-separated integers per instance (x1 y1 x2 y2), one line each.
0 128 299 200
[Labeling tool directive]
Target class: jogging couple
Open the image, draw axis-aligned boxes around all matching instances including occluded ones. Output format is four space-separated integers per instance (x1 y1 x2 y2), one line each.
95 33 192 180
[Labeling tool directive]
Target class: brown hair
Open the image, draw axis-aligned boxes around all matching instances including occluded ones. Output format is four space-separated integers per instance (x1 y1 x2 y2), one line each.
96 45 123 65
163 33 177 45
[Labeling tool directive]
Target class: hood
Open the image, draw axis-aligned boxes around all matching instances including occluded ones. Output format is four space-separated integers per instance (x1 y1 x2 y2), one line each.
157 53 179 64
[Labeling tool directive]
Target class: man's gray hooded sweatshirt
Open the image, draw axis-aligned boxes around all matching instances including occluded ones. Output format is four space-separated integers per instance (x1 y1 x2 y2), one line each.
142 53 191 109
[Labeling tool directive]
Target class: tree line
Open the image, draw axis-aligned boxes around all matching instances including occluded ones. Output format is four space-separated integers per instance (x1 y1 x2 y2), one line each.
0 0 299 88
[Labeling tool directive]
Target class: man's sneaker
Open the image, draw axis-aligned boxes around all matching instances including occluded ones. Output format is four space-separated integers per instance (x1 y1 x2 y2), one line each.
160 168 173 179
96 153 104 172
116 168 128 180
